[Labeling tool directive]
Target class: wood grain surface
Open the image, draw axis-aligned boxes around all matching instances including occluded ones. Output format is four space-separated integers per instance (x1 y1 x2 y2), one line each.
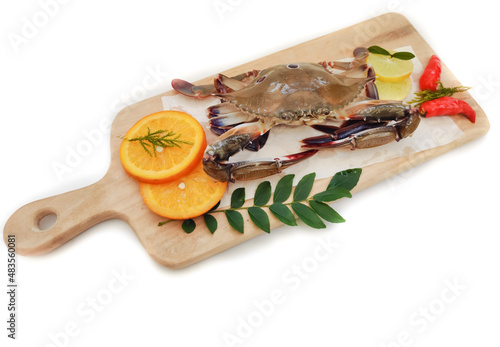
3 13 489 269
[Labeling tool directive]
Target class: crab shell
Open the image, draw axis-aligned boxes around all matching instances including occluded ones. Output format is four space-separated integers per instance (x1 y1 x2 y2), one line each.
218 62 373 125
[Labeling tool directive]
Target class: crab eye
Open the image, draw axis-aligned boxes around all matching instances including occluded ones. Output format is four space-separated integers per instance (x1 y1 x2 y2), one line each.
287 64 299 69
280 112 293 120
256 75 267 83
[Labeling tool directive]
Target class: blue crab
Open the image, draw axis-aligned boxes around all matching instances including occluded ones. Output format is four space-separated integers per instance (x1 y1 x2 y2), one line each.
172 47 421 182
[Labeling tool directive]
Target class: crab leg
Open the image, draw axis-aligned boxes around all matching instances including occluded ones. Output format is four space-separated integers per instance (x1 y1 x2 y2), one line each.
171 79 217 98
364 66 379 99
209 113 257 128
203 150 318 182
365 80 379 99
172 70 260 98
207 103 238 117
216 74 249 92
320 47 369 72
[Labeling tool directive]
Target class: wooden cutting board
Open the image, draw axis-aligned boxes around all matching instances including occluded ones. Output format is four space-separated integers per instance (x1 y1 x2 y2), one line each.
3 13 489 269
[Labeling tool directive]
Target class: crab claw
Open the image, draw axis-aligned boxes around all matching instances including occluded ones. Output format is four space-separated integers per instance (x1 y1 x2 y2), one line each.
171 79 216 98
302 109 421 149
203 150 318 182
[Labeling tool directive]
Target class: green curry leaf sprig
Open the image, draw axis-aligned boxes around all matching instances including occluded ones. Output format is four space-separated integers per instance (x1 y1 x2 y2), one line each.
159 169 362 234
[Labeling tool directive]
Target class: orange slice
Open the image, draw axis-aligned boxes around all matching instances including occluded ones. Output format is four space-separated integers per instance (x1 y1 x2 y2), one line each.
140 161 227 220
120 111 206 183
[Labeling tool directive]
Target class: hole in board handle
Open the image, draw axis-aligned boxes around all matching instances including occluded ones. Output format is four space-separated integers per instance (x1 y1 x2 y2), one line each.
36 213 58 232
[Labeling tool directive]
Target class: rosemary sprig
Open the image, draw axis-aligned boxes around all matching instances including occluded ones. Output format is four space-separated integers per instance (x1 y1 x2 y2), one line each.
125 127 194 157
158 169 363 234
409 82 471 107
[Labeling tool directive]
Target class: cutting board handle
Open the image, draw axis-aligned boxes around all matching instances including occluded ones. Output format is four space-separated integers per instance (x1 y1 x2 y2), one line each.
3 175 123 256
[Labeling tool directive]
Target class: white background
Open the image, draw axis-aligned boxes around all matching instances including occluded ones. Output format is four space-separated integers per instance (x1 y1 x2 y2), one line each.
1 1 499 346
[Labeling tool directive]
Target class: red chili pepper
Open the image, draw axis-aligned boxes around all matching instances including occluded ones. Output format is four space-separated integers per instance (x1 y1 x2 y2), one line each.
419 55 442 91
419 96 476 123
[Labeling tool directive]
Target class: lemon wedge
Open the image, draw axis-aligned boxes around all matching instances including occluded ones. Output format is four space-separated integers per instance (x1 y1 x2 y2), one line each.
367 51 414 82
375 77 413 101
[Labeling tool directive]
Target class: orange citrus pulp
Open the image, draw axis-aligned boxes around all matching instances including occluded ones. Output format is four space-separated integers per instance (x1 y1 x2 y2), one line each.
140 161 227 220
120 111 206 184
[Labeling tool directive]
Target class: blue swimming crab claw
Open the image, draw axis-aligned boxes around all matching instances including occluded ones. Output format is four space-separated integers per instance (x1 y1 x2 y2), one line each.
201 120 318 182
301 105 421 149
203 149 319 183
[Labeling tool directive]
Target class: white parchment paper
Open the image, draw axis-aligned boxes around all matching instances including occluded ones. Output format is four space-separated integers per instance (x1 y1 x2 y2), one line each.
162 47 464 207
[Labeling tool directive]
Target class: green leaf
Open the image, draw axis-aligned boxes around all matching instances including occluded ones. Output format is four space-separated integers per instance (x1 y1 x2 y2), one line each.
328 168 362 191
392 51 415 60
225 210 244 233
182 219 196 234
231 188 246 208
293 173 316 202
269 203 297 226
309 200 346 223
273 174 295 203
313 187 352 202
204 214 218 234
291 202 326 229
248 207 271 233
368 45 391 56
209 201 220 212
254 181 272 207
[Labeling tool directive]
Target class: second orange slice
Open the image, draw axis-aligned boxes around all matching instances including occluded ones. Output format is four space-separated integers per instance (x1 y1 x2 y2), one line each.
120 111 206 183
140 161 227 220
